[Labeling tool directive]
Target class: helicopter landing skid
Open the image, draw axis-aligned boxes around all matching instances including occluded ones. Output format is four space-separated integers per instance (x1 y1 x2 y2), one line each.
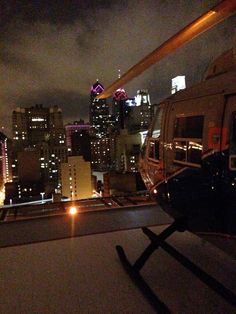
116 220 236 313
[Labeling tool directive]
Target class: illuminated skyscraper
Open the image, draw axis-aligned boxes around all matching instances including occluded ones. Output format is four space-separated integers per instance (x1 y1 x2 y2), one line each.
0 135 12 189
90 81 110 137
112 88 128 129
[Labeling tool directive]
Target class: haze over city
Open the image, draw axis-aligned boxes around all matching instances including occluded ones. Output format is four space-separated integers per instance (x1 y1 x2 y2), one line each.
1 0 235 135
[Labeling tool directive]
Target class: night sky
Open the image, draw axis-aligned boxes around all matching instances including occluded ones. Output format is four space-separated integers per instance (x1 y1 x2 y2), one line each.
1 0 235 135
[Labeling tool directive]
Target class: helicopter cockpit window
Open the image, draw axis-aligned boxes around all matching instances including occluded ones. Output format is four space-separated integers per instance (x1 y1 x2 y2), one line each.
147 106 162 161
173 115 204 166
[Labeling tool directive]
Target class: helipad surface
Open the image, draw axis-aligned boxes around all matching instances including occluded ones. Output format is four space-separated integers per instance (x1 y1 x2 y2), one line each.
1 224 236 314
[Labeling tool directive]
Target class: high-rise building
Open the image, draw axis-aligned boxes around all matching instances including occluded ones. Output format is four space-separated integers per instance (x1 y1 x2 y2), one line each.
115 129 141 172
125 90 153 131
38 142 67 193
65 120 91 160
0 133 8 195
13 149 44 202
12 104 65 147
91 136 115 171
135 90 153 130
11 104 67 194
18 149 41 182
1 137 13 185
112 88 128 129
71 131 91 161
90 81 110 137
61 156 92 200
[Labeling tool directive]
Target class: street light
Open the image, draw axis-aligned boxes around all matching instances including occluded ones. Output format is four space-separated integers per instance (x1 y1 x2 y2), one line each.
40 192 45 203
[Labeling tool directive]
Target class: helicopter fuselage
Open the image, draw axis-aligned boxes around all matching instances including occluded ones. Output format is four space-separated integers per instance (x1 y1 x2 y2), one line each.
140 64 236 235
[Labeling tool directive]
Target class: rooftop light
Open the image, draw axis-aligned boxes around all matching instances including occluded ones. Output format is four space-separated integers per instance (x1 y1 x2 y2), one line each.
69 206 78 215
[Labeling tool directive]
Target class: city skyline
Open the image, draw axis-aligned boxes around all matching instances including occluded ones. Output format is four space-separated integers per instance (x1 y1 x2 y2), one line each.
1 0 235 136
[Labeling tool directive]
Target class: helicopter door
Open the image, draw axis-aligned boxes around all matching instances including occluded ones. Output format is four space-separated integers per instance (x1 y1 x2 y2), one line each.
222 94 236 234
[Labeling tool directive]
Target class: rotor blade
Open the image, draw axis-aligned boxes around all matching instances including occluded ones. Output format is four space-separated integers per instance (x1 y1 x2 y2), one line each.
97 0 236 99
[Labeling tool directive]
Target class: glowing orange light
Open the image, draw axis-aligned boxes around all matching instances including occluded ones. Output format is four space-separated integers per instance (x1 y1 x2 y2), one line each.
69 207 78 215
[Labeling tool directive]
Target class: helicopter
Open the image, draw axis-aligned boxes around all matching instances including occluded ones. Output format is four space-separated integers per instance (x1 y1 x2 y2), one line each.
139 48 236 236
97 0 236 236
96 1 236 311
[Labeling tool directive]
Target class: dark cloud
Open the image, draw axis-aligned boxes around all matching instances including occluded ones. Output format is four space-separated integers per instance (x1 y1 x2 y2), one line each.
0 0 235 136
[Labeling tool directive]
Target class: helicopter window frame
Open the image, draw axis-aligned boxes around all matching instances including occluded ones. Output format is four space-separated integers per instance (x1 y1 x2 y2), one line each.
148 139 160 161
151 105 163 139
147 105 163 162
173 115 204 167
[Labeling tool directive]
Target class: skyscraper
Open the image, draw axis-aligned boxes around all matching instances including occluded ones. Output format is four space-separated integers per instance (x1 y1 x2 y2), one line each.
90 81 110 137
112 88 128 129
65 120 91 160
12 104 65 147
124 90 153 132
11 104 67 196
135 90 153 130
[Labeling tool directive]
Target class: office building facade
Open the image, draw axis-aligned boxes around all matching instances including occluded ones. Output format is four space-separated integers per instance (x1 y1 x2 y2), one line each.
61 156 92 200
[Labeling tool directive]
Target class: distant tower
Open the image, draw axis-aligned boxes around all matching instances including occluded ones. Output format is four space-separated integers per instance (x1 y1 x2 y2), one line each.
112 88 128 129
90 80 110 137
134 90 153 130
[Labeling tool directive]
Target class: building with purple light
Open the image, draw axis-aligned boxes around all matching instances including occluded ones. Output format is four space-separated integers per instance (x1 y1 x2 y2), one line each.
90 80 110 137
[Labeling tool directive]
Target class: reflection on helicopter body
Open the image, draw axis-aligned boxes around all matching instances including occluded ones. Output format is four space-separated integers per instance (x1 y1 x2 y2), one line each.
140 49 236 235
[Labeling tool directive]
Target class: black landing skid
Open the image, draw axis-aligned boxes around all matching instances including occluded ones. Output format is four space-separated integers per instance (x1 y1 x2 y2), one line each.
116 220 236 314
